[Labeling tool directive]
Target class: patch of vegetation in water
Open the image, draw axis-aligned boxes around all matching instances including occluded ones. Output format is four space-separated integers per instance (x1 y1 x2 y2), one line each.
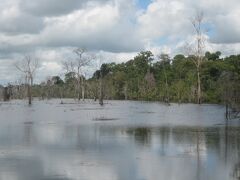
92 117 119 121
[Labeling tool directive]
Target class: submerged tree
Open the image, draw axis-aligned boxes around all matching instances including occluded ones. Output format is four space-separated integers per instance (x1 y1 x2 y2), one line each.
92 55 113 105
15 55 39 105
63 48 91 101
188 12 206 104
99 68 104 105
3 86 11 101
93 64 109 105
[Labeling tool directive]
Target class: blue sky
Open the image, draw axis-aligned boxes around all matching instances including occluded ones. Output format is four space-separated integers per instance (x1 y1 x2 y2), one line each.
137 0 152 9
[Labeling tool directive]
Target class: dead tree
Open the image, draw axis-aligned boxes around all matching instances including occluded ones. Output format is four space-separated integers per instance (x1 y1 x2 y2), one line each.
3 87 10 101
185 12 205 104
13 78 26 99
73 48 92 101
191 12 205 104
15 55 39 105
63 48 91 101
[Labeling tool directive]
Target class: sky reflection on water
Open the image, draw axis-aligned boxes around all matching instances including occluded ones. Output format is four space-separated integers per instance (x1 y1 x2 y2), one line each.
0 100 239 180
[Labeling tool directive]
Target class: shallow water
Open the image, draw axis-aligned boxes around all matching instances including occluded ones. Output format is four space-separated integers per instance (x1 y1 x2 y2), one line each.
0 99 239 180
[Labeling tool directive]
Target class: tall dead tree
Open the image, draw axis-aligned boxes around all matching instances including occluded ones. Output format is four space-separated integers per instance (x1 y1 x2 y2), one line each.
63 48 91 101
189 12 205 104
73 48 90 101
15 55 39 105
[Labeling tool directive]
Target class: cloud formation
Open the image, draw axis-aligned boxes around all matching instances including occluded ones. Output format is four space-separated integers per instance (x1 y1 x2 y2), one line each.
19 0 110 16
0 0 239 84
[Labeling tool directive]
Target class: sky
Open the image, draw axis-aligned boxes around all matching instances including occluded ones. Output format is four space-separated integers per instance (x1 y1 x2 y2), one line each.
0 0 240 84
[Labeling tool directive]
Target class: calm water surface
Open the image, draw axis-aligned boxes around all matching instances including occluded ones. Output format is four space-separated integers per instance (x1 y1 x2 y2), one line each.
0 99 239 180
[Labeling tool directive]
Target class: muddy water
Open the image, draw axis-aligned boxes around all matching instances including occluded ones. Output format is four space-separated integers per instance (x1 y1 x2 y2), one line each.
0 99 239 180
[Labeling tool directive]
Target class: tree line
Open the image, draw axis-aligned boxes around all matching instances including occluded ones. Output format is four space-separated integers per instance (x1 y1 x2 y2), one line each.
1 50 239 106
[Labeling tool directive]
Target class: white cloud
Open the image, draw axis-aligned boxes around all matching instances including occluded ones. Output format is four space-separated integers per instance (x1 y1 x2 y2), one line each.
0 0 143 56
37 2 143 52
0 0 44 34
137 0 193 41
210 9 240 43
19 0 110 17
137 0 240 56
0 0 240 84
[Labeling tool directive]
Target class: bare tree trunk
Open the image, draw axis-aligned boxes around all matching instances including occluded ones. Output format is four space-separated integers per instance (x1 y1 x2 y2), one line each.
28 77 33 105
77 91 81 101
3 87 10 101
99 77 103 106
81 77 85 101
77 77 81 101
190 12 204 105
27 84 31 105
60 86 63 104
197 68 201 104
15 55 39 105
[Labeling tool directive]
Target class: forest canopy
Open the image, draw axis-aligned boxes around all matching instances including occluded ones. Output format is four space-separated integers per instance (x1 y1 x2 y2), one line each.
2 51 239 106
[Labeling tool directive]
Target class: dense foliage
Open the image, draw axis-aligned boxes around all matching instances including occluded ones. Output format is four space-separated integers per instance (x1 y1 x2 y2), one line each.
2 51 240 105
86 51 239 104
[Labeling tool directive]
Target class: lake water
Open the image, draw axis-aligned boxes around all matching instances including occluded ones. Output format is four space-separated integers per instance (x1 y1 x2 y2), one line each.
0 99 239 180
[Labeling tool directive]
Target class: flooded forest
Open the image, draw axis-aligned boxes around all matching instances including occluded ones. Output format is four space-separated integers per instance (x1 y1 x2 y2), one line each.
0 1 240 180
0 49 239 180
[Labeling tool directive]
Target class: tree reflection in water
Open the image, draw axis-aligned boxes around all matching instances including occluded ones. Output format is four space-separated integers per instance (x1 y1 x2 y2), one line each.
0 100 239 180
